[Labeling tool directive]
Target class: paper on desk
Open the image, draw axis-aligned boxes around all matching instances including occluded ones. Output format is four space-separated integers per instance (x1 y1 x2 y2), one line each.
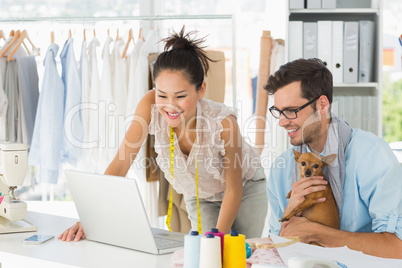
270 234 402 268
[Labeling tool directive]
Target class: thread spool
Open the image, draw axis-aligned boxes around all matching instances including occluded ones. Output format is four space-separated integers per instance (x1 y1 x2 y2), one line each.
199 234 222 268
245 242 252 258
223 230 246 268
183 230 201 268
204 228 225 263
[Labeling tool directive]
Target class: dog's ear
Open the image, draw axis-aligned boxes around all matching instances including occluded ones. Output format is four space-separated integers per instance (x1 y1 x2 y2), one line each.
293 149 302 162
321 154 337 167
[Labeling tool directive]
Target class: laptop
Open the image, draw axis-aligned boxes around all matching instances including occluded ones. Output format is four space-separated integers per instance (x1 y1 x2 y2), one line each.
65 170 184 255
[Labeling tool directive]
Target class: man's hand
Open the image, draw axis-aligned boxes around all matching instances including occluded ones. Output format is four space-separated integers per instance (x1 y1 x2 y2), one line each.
280 216 317 243
283 176 327 218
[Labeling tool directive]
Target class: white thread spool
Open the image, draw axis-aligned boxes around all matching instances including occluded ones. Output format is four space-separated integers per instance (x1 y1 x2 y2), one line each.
199 234 222 268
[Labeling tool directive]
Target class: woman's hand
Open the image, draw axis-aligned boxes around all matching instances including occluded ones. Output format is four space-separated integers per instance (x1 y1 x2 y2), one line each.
58 222 86 242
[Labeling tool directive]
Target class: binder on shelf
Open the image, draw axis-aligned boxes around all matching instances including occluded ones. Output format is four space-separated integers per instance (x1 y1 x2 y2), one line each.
303 22 318 59
332 21 344 83
322 0 336 8
289 0 304 9
307 0 321 8
343 21 359 83
318 21 333 73
288 21 303 61
359 20 375 83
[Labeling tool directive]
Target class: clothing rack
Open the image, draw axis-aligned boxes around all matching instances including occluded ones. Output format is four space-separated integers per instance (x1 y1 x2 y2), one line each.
0 15 237 106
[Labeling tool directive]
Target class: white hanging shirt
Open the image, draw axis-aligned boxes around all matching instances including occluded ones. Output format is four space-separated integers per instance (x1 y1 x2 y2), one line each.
99 36 115 171
110 38 128 145
87 37 101 152
126 38 144 117
80 40 90 145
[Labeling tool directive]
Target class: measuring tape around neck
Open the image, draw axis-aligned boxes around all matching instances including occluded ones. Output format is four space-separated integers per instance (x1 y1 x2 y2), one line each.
166 126 202 234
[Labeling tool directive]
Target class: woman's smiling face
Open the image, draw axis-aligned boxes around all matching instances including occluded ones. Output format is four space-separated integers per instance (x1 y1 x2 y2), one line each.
155 70 205 129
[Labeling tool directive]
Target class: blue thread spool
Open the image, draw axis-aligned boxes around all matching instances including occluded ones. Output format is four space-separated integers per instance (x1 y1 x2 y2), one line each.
183 230 201 268
245 242 252 258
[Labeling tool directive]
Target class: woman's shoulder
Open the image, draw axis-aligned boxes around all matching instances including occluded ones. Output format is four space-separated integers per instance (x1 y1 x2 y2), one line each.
199 98 238 119
143 89 156 105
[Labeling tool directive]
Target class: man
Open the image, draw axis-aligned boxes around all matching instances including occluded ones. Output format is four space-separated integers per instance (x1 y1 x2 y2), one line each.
265 58 402 259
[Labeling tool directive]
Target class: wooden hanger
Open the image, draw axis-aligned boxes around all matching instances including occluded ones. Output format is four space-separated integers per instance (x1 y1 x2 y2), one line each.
83 29 86 41
107 28 110 36
51 31 55 44
0 30 5 41
0 30 21 58
68 29 72 39
122 28 134 58
7 30 40 61
138 28 145 42
93 29 96 38
116 29 120 41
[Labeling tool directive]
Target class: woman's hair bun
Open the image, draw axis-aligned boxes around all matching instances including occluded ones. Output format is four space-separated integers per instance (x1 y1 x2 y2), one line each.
162 25 206 52
153 25 217 89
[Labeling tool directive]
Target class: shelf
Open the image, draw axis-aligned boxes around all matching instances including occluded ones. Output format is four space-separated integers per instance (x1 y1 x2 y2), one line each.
289 8 379 14
333 83 378 96
334 82 378 89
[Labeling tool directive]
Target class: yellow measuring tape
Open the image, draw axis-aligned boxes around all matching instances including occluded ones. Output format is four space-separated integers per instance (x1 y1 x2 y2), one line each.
166 126 202 234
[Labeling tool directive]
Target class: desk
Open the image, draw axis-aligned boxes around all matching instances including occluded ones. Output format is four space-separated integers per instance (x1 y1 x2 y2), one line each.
0 203 175 268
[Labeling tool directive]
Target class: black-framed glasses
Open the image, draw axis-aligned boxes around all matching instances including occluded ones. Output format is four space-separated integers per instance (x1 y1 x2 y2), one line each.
269 96 320 119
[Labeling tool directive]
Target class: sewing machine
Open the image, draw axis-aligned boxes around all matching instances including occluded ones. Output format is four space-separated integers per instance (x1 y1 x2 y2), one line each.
0 142 36 233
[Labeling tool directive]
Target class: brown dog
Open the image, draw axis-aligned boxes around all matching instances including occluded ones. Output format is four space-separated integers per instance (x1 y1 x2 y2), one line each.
280 150 340 234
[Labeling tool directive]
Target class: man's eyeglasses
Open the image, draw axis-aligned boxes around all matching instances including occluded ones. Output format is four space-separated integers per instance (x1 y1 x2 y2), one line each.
269 96 320 119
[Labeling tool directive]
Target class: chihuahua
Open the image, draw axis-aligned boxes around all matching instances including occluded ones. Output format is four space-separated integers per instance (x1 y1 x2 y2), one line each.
280 150 340 232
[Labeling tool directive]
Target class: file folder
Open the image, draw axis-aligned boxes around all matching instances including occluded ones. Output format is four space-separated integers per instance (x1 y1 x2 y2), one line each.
332 21 344 83
318 21 333 72
322 0 336 8
304 22 318 59
289 21 303 61
343 21 359 83
307 0 321 8
359 20 375 83
289 0 304 9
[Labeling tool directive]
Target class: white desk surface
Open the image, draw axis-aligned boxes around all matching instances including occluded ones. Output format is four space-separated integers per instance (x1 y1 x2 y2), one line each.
0 201 175 268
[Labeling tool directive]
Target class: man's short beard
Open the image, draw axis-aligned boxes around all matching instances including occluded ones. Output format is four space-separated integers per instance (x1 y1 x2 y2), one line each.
301 111 322 145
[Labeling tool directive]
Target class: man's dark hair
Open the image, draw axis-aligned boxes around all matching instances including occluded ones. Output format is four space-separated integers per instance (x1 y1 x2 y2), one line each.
264 58 333 104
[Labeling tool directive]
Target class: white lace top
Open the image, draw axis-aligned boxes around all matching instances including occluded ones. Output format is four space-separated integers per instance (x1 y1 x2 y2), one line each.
149 98 261 201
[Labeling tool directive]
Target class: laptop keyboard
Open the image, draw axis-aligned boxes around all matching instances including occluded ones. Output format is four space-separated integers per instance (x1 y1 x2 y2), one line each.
155 237 183 248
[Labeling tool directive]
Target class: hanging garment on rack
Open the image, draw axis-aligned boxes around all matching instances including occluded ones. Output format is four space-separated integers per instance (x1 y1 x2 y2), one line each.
110 38 127 147
132 29 158 109
4 61 18 142
29 44 65 183
80 40 90 146
16 55 39 147
0 58 7 141
60 38 83 165
87 37 101 172
126 37 144 117
99 36 115 171
2 36 29 143
127 29 158 183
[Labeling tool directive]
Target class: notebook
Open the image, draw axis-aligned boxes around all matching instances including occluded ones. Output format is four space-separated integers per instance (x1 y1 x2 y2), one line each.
65 170 184 254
